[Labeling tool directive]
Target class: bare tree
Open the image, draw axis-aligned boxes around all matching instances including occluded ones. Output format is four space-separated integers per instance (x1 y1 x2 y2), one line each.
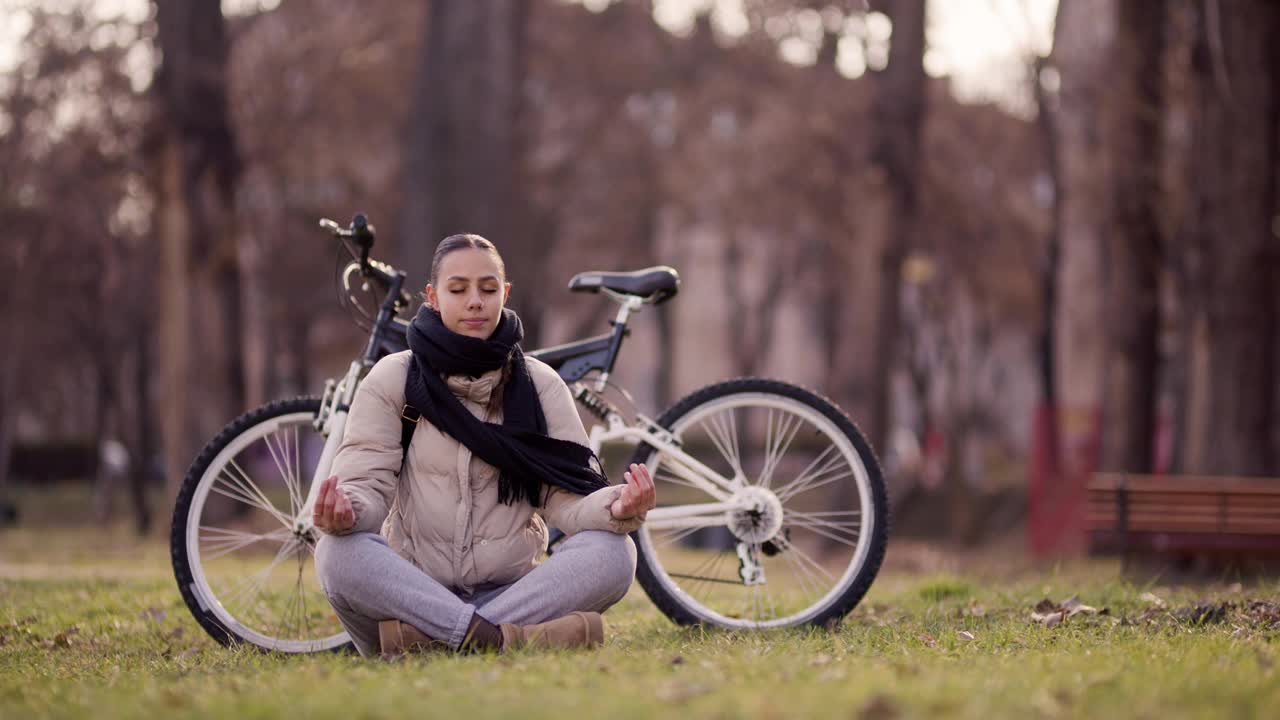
153 0 243 494
1049 0 1115 464
399 2 533 330
1099 0 1166 473
865 0 926 455
1179 0 1279 476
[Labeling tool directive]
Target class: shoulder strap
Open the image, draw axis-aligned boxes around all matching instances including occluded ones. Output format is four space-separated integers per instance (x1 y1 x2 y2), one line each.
399 403 421 470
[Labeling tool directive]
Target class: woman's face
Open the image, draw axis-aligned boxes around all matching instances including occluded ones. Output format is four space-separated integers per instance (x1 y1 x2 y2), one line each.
425 248 512 339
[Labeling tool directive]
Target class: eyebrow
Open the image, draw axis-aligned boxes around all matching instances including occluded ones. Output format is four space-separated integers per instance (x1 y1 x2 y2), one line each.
446 275 500 282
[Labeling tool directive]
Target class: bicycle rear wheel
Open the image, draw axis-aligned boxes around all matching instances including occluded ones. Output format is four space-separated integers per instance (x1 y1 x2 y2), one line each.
631 378 888 629
170 396 352 653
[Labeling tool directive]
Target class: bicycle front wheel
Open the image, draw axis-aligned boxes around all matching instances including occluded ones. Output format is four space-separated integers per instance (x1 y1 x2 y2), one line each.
170 396 352 653
631 379 889 629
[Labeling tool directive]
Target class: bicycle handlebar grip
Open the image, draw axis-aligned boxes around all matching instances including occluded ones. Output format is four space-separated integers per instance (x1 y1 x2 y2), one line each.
350 213 375 249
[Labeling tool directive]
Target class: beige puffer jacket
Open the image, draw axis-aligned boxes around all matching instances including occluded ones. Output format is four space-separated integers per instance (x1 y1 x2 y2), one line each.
326 350 643 594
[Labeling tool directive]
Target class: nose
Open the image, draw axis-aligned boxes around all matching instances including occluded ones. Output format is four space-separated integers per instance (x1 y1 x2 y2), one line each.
467 289 484 310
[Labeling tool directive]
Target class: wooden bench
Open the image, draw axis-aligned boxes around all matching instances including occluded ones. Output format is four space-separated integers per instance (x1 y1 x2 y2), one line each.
1086 473 1280 556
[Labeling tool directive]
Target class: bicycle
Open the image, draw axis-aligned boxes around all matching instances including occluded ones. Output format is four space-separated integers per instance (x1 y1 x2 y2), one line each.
170 214 889 653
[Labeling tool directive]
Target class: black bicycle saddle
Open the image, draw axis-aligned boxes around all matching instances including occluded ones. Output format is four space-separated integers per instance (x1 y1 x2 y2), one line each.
567 266 680 305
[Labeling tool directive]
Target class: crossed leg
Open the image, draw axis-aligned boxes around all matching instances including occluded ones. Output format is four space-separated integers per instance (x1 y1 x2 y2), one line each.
314 530 636 657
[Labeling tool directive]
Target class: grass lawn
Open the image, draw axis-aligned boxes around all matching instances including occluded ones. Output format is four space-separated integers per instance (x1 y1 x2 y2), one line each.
2 522 1278 720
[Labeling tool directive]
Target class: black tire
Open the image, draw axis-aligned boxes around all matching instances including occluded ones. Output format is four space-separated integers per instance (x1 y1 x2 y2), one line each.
629 378 889 629
171 396 354 653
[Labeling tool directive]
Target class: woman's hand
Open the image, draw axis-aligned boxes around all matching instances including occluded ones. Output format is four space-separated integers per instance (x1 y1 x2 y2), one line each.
312 475 356 533
609 463 656 521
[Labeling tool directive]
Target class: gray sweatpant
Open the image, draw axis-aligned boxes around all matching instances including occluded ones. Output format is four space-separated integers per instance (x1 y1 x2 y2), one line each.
314 529 637 657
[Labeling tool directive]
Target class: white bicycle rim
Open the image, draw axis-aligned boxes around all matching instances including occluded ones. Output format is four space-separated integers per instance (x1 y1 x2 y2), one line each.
636 392 876 628
184 410 350 653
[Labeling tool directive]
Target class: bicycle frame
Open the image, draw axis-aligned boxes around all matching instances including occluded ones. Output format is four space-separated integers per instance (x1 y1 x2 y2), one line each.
296 267 751 534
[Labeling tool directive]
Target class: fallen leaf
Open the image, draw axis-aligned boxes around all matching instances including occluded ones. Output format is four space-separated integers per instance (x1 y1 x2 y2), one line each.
1032 611 1064 628
859 694 900 720
917 633 938 648
1060 596 1106 617
1136 607 1163 623
956 630 975 642
1177 602 1229 625
1138 592 1167 608
1227 582 1244 594
809 653 833 666
1031 596 1106 625
51 626 81 648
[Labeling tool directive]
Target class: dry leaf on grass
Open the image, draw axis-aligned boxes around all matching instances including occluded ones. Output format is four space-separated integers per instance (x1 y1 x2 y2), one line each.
809 653 833 667
1031 596 1108 626
53 628 79 648
1176 602 1229 626
859 694 900 720
1138 592 1167 608
956 630 976 642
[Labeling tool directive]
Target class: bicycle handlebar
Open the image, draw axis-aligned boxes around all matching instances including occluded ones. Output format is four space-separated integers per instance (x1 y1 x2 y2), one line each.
319 214 414 310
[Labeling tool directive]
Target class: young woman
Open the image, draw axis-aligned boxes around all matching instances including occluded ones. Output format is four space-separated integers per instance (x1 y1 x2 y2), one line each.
313 234 656 658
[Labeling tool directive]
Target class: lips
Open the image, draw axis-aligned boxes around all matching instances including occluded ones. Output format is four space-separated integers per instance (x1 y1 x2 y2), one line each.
462 318 487 327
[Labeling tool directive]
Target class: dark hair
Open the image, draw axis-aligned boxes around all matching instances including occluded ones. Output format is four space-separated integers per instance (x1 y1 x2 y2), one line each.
423 233 506 300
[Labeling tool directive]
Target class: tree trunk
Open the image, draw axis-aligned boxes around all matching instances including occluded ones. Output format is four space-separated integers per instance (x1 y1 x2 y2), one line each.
157 137 193 495
1100 1 1165 474
132 321 154 535
867 0 926 455
0 324 19 524
1051 0 1115 478
1184 0 1279 477
91 358 117 523
153 0 242 494
399 1 532 331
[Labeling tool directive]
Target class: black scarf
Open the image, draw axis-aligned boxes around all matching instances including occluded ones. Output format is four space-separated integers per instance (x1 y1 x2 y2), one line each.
404 305 609 506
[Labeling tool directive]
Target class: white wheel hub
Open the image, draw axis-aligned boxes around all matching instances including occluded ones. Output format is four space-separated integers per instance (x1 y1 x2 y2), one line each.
726 486 784 544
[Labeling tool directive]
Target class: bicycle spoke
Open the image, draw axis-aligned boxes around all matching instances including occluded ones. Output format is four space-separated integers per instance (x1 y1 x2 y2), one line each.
221 538 298 626
758 412 802 489
776 449 854 503
211 459 294 529
786 521 861 548
199 526 293 562
263 430 300 519
784 511 863 547
653 465 710 493
776 537 837 584
776 542 822 601
773 445 842 501
293 425 304 516
683 551 734 603
297 554 313 639
699 410 744 480
651 525 707 549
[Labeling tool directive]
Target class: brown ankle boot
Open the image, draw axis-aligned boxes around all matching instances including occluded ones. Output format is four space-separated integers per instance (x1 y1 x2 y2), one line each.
499 611 605 651
378 619 449 659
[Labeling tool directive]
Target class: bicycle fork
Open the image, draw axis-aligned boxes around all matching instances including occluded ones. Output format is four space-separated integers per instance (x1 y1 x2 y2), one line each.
297 360 364 530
